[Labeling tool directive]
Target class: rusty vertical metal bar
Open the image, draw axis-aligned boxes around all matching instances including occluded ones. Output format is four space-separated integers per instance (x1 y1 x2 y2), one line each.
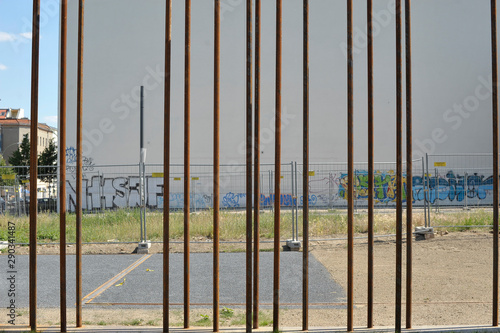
405 0 413 329
491 0 499 327
59 0 68 331
213 0 221 331
302 0 309 330
273 0 282 330
29 0 41 329
253 0 261 328
395 0 403 331
367 0 374 327
76 0 85 328
184 0 191 327
347 0 354 330
246 0 253 331
163 0 172 331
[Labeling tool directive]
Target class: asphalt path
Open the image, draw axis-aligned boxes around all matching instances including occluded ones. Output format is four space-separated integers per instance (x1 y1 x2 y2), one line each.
0 252 345 309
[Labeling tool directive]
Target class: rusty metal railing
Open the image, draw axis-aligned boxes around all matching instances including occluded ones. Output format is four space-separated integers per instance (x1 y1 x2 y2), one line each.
22 0 500 332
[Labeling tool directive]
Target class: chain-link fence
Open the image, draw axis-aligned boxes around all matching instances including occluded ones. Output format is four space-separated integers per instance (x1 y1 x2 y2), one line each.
426 153 494 209
0 165 58 215
0 155 495 216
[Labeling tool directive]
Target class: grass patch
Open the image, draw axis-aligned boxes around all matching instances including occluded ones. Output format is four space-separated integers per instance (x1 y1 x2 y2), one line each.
0 208 494 244
123 318 143 326
257 311 273 326
194 314 211 326
220 306 234 319
229 313 246 326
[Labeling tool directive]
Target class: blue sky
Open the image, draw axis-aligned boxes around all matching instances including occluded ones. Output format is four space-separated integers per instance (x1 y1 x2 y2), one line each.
0 0 59 127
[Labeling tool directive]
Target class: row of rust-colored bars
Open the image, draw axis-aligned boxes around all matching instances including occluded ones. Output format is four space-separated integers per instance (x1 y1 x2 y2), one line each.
24 0 500 332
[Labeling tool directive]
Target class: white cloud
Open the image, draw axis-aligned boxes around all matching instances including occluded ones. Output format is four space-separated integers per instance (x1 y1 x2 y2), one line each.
19 32 32 40
0 64 6 71
44 115 58 126
0 32 15 42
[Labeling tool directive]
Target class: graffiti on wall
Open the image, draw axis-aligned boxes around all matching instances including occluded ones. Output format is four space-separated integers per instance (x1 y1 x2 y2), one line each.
66 146 96 180
64 170 497 212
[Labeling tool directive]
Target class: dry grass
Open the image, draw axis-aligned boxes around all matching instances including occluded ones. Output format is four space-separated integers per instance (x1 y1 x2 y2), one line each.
0 208 494 244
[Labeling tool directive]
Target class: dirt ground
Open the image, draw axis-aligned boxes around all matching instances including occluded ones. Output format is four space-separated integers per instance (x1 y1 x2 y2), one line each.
2 231 498 328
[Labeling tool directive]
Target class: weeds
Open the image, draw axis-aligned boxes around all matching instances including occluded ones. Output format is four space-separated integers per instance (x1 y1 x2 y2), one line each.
195 314 211 326
221 306 234 319
0 208 494 244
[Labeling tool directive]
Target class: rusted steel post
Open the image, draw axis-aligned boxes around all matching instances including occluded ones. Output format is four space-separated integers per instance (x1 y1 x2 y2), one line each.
59 0 68 331
302 0 309 330
491 0 499 327
246 0 253 331
395 0 403 331
347 0 354 331
184 0 191 327
214 0 221 331
163 0 172 331
253 0 261 328
405 0 413 329
29 0 41 329
367 0 374 328
76 0 85 327
273 0 282 330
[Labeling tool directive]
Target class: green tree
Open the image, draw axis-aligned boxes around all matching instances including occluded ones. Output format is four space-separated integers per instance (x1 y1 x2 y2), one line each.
8 134 58 182
8 134 30 177
38 138 57 182
0 154 16 186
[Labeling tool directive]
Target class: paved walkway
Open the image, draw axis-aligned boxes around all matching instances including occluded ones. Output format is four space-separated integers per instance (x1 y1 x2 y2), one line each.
0 252 344 309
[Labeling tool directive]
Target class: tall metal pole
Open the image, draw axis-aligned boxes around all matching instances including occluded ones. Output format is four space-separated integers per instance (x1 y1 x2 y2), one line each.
491 0 499 326
213 0 221 330
140 86 144 243
246 0 253 331
29 0 41 329
76 0 85 327
405 0 413 328
273 0 282 330
184 0 191 327
59 0 68 331
302 0 309 329
347 0 354 330
253 0 261 327
395 0 403 331
163 0 172 331
367 0 374 327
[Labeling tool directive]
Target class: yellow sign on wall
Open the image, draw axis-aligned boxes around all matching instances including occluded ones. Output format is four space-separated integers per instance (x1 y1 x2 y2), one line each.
434 162 446 167
174 177 181 181
152 173 164 178
308 171 315 176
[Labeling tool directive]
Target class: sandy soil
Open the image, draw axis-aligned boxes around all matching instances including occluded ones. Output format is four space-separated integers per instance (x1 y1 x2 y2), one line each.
1 231 497 328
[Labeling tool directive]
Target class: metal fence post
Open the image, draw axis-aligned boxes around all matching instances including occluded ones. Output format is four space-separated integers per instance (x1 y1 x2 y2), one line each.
465 172 469 210
435 168 439 213
295 161 299 240
422 157 427 227
291 162 295 239
426 153 431 226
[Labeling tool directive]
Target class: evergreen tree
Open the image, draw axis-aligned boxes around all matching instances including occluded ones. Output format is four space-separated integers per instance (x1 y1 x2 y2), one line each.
38 139 57 182
8 134 58 182
8 134 30 177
